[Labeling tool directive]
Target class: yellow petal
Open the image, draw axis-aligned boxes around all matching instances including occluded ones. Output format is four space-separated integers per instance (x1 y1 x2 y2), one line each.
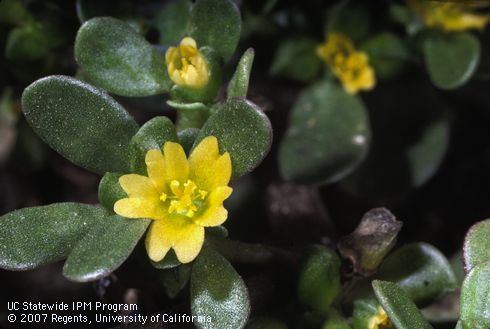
145 220 171 262
164 142 189 182
172 223 205 263
145 216 205 263
180 36 197 48
193 186 233 227
145 149 166 192
165 46 177 64
189 136 232 191
114 197 165 220
119 174 157 197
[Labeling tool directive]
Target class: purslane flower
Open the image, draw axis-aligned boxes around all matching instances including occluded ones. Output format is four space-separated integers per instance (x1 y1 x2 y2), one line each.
317 32 376 95
165 37 210 88
114 136 233 263
368 306 393 329
409 0 490 32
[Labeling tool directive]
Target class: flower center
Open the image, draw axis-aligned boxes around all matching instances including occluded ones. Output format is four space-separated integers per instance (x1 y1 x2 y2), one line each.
160 179 208 218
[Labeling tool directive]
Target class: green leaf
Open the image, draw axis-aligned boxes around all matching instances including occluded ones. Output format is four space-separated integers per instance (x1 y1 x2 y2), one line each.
5 24 50 61
22 75 138 175
459 262 490 329
269 36 321 82
278 81 370 184
98 172 126 212
372 280 433 329
360 32 410 80
463 219 490 273
455 320 463 329
194 99 272 179
191 248 250 329
298 246 341 313
75 17 171 96
424 32 480 90
63 215 149 282
159 264 192 298
189 0 241 61
377 243 457 306
0 203 103 270
129 116 178 175
154 0 192 44
228 48 255 98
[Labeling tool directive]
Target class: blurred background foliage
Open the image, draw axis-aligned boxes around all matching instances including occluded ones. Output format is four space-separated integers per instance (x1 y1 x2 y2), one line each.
1 0 490 328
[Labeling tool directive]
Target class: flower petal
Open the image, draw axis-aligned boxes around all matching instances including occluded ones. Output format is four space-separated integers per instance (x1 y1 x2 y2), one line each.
145 220 171 262
172 223 205 263
145 149 166 192
194 186 233 227
114 197 165 220
119 174 157 197
189 136 232 191
164 142 189 182
145 216 205 263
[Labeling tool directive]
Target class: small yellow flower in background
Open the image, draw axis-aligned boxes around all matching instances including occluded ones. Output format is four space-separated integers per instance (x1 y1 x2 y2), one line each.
316 32 376 95
316 32 355 66
409 0 490 32
165 37 209 88
368 306 393 329
114 136 232 263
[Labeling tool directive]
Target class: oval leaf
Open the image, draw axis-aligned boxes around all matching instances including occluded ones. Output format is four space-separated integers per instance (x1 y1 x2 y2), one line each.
189 0 241 61
75 17 171 96
0 203 103 270
459 262 490 329
22 76 138 174
372 280 433 329
463 219 490 273
377 243 457 306
424 32 480 90
279 81 371 184
63 215 149 282
298 245 341 313
191 248 250 329
228 48 255 99
129 116 178 175
193 99 272 179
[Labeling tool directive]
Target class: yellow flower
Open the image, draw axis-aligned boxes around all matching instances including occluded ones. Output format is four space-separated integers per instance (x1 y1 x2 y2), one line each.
114 136 232 263
334 51 376 95
368 307 393 329
165 37 209 88
317 33 376 95
409 0 490 32
316 32 355 66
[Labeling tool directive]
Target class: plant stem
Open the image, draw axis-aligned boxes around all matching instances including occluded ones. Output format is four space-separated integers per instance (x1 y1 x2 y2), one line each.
175 109 209 131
